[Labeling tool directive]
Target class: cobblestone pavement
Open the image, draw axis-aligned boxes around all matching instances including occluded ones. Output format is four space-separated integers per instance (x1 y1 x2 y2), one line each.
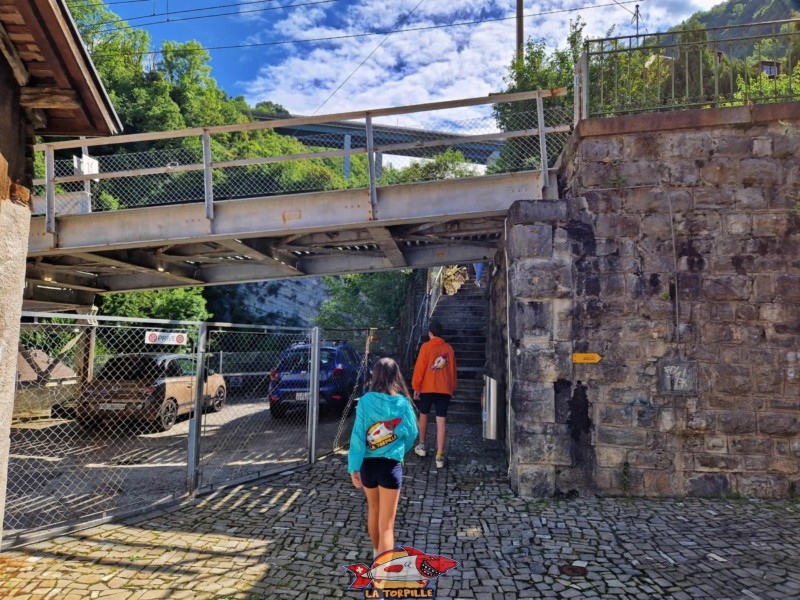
2 423 800 599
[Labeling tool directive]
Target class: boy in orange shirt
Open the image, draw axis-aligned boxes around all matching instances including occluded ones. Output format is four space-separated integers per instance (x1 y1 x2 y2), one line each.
411 321 457 468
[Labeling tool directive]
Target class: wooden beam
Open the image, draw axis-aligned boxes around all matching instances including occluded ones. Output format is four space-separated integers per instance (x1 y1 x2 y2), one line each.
20 87 80 110
0 153 9 200
0 21 28 86
26 108 47 130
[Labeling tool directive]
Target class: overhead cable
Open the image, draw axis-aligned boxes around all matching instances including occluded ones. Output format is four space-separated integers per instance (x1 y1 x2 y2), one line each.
97 0 337 34
93 0 644 56
313 0 427 114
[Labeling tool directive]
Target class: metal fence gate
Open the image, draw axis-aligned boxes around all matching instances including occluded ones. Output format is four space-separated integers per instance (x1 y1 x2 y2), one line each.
3 312 317 549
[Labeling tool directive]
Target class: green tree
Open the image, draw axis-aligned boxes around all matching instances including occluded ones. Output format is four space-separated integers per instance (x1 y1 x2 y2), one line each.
379 149 477 185
316 272 413 354
98 288 211 321
254 101 290 116
492 19 584 171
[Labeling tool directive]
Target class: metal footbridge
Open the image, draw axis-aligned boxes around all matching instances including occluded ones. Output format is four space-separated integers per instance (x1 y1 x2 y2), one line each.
27 89 571 310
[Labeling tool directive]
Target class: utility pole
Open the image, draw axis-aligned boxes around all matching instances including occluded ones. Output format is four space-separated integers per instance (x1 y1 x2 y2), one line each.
516 0 524 59
632 4 642 40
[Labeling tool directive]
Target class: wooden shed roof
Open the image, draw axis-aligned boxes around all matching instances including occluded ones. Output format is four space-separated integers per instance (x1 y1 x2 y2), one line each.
0 0 122 136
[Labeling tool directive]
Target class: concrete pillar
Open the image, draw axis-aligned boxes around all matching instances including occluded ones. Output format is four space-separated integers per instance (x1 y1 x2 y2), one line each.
0 194 31 545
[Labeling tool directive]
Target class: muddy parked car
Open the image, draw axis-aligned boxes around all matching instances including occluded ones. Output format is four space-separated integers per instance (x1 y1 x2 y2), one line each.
77 353 226 431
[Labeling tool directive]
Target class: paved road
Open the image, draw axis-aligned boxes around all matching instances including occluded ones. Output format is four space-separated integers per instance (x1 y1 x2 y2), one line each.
2 423 800 599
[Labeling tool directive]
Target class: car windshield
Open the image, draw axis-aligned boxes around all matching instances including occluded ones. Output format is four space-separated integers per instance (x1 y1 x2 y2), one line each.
279 349 336 369
97 356 163 381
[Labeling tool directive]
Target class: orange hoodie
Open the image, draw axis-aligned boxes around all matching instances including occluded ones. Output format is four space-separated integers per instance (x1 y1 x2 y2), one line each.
412 337 457 396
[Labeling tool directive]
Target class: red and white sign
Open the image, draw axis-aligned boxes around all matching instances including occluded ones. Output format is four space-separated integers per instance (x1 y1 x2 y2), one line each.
145 331 187 345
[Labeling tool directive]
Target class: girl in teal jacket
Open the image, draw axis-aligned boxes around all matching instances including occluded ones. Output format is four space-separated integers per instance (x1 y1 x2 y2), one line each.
348 357 418 558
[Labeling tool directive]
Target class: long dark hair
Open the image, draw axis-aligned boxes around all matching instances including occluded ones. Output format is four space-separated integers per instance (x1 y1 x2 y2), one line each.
369 357 411 400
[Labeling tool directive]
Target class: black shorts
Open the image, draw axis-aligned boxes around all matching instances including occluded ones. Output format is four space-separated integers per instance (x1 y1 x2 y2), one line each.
415 393 451 417
361 457 403 490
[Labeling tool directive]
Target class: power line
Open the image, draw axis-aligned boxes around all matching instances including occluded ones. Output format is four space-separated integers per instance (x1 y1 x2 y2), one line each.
89 0 283 29
97 0 337 34
313 0 427 114
92 0 644 57
612 0 649 33
68 0 162 6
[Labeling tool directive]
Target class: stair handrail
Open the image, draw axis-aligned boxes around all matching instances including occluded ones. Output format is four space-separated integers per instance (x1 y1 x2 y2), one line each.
403 267 444 371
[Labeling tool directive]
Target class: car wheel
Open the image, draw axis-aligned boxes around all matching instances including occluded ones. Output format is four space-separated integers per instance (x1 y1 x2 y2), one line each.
157 399 179 432
271 404 287 419
209 387 226 413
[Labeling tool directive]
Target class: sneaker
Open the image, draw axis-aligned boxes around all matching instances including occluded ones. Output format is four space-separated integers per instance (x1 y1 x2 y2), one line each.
436 453 445 469
414 444 427 458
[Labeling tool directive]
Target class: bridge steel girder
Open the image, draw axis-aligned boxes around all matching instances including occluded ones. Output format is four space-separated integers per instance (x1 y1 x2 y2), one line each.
26 171 556 297
23 283 96 311
28 172 546 256
92 242 498 294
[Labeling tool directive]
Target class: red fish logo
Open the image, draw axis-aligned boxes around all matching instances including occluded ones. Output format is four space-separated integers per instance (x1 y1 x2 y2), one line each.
343 546 458 592
430 353 449 372
366 418 402 451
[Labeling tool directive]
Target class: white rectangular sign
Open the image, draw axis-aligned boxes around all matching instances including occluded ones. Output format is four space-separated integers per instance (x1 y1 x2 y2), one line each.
145 331 188 346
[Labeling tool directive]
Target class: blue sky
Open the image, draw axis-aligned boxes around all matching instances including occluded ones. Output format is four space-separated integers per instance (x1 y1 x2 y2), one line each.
108 0 724 116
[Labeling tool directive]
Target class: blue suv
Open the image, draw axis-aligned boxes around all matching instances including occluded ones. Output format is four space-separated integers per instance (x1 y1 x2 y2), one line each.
269 341 370 419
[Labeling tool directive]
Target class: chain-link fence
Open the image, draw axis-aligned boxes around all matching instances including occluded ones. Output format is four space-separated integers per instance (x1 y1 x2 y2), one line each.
7 317 200 544
196 324 313 492
4 313 318 549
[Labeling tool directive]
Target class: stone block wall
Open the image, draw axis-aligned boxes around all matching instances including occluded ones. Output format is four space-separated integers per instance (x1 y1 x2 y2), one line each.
503 104 800 498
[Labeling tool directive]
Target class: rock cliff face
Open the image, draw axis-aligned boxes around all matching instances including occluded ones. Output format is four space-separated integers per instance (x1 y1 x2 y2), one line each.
209 279 328 326
493 103 800 498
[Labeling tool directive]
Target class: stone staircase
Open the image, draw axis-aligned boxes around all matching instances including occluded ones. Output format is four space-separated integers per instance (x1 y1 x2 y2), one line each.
430 278 487 424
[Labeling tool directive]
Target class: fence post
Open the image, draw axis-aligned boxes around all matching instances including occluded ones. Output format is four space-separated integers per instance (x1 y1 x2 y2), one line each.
574 59 582 126
307 327 321 464
81 139 92 213
45 144 56 235
187 323 208 493
343 134 352 180
580 52 589 120
202 131 214 221
536 92 548 190
366 115 377 219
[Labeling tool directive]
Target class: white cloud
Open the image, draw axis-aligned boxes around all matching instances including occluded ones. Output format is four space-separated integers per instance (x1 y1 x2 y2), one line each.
241 0 724 118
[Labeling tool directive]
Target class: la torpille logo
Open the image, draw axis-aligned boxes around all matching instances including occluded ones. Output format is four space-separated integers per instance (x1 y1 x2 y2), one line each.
430 354 449 372
343 546 458 598
366 418 402 451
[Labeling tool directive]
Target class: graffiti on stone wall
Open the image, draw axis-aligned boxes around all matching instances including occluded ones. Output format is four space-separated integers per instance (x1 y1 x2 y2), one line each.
623 397 656 426
658 361 696 393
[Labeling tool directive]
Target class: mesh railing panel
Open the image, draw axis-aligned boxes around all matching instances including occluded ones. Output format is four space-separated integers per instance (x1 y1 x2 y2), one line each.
35 95 573 216
315 327 408 460
198 326 312 491
7 320 200 535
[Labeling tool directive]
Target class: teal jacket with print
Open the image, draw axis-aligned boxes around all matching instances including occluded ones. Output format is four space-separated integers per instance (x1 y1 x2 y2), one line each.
348 391 418 473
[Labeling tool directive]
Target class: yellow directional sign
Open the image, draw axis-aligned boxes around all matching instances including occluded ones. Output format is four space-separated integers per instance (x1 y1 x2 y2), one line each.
572 353 602 364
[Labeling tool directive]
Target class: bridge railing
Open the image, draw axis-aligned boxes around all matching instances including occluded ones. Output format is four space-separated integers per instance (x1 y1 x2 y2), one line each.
32 89 571 235
575 18 800 120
